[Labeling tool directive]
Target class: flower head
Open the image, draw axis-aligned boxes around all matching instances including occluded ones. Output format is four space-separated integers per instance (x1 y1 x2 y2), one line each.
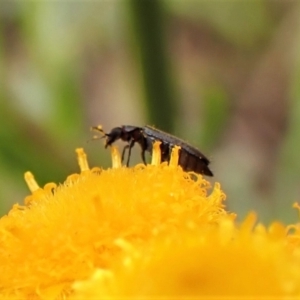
72 213 300 298
2 141 300 299
0 143 228 299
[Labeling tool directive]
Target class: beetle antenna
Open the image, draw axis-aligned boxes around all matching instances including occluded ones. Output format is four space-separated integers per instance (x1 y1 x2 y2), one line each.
87 135 106 143
88 125 107 143
91 125 106 134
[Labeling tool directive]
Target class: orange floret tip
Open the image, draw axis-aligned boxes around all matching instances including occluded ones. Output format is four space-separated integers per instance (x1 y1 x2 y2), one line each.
285 203 300 249
24 171 40 193
75 148 90 172
110 146 122 168
151 141 161 166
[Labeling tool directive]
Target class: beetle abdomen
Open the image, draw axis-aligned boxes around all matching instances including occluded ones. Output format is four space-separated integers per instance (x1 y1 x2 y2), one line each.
177 148 213 176
144 126 213 176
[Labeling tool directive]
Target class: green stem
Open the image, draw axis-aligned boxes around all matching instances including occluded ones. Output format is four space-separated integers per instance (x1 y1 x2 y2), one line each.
129 0 176 131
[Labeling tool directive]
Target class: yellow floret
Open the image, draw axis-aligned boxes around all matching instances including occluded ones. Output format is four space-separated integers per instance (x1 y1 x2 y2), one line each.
3 142 300 299
72 214 300 298
0 143 228 299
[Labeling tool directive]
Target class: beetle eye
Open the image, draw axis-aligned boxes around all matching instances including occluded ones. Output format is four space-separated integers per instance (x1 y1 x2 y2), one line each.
105 127 123 147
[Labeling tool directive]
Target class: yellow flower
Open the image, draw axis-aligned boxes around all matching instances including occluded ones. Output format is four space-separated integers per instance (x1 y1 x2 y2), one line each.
0 143 228 299
72 213 300 298
3 140 300 299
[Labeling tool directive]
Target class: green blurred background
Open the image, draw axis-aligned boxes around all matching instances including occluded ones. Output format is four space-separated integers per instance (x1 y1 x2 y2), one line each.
1 1 300 224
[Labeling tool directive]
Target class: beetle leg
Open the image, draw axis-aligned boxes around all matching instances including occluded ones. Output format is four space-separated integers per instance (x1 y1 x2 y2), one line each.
121 145 130 163
126 140 135 167
141 149 146 165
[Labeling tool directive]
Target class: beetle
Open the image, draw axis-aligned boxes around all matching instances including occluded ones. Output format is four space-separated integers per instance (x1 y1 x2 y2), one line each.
92 125 213 176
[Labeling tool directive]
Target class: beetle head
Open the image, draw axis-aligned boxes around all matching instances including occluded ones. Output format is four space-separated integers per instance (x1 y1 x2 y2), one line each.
104 127 124 147
91 126 125 148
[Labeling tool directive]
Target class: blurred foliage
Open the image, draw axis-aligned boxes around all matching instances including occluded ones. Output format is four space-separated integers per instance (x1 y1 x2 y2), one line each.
166 0 274 49
0 1 300 224
201 85 229 150
129 0 176 131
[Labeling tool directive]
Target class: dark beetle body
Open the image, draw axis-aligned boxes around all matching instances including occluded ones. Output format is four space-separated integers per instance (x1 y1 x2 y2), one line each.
95 125 213 176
